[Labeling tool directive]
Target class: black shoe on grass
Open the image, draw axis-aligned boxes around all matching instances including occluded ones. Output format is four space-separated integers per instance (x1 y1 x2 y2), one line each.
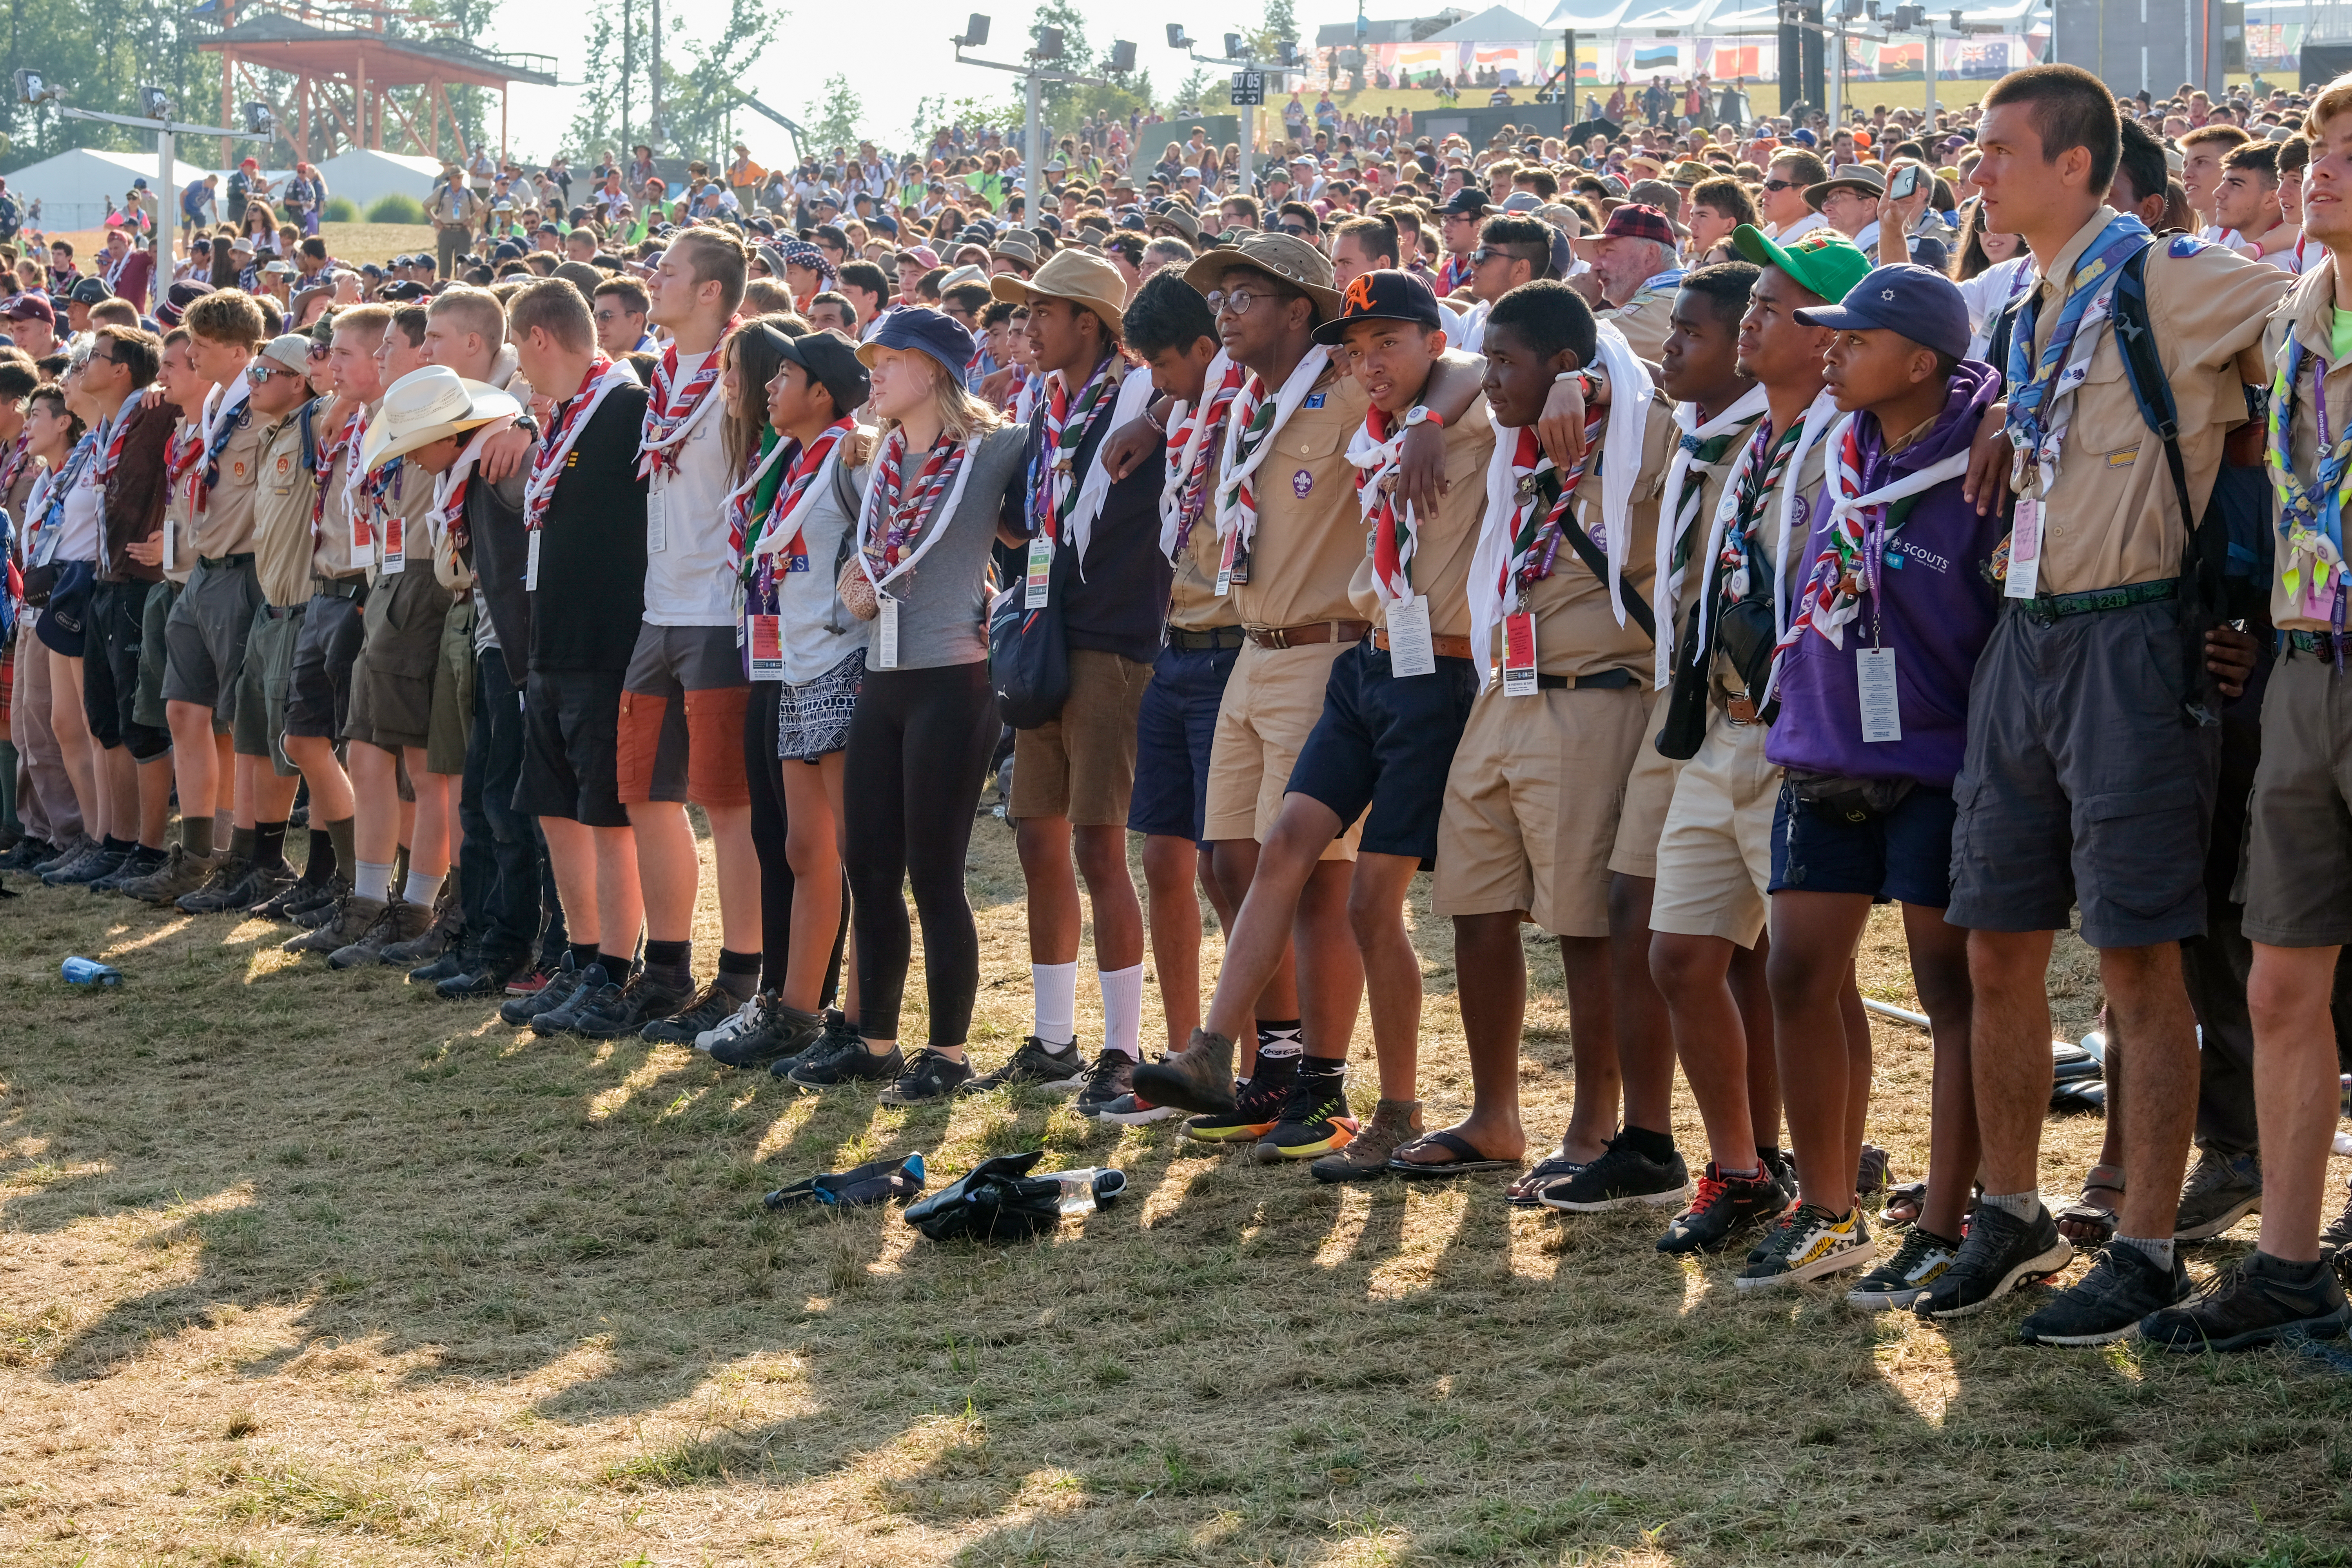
788 1036 904 1089
1541 1132 1691 1212
2140 1250 2352 1352
1656 1162 1786 1255
962 1035 1087 1094
1918 1202 2073 1321
880 1047 974 1105
2020 1242 2189 1347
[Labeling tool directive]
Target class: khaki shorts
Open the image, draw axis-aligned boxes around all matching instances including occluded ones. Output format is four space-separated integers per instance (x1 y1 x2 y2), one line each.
1649 711 1781 947
1011 648 1152 826
231 603 305 775
346 567 450 753
133 581 178 733
2244 647 2352 947
1608 685 1685 879
426 597 477 778
1431 681 1648 938
1203 639 1361 862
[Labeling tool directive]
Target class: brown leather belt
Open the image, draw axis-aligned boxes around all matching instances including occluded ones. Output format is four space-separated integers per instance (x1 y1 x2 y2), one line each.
1372 626 1474 661
1245 619 1372 650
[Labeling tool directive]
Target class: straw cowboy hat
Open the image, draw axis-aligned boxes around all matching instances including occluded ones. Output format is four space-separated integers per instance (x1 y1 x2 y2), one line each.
361 367 523 474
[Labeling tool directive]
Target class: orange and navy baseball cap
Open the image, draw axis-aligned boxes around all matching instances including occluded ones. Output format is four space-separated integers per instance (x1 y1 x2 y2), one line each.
1311 269 1443 346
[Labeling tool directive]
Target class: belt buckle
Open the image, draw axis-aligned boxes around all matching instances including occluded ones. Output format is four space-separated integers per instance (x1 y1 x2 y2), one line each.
1726 695 1757 725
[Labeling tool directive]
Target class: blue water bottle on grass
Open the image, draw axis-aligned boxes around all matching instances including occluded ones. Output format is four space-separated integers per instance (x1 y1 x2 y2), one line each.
62 957 122 987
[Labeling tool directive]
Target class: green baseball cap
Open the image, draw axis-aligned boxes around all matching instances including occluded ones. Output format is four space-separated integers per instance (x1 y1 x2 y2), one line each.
1730 223 1875 306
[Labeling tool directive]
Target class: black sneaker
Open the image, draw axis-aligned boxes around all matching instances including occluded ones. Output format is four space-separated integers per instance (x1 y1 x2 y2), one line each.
570 973 695 1040
528 961 610 1036
0 836 54 871
91 849 166 894
1542 1133 1693 1212
1181 1054 1295 1143
880 1047 975 1105
407 948 470 984
34 835 94 877
1253 1074 1360 1161
2020 1242 2190 1347
1918 1202 2074 1321
962 1035 1088 1095
640 981 748 1046
1074 1049 1138 1116
45 844 126 887
2321 1180 2352 1273
2172 1148 2263 1241
2140 1250 2352 1352
787 1036 905 1089
714 999 825 1069
436 954 524 1000
501 953 585 1026
1656 1162 1787 1255
173 853 254 911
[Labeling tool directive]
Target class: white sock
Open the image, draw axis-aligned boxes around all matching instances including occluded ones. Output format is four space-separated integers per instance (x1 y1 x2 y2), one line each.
403 869 444 907
1099 963 1144 1060
1032 961 1078 1045
353 858 394 902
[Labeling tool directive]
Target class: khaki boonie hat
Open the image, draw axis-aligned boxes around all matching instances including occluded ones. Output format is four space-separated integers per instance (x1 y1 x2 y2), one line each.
1182 231 1342 323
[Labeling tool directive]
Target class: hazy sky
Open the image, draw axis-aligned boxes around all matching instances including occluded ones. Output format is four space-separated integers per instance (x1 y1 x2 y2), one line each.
468 0 1491 162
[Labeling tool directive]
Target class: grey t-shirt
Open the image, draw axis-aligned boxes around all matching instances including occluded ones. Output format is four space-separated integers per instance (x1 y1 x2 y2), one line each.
867 422 1025 671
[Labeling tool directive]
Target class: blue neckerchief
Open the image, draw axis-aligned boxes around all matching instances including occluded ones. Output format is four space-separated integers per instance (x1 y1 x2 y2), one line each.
2275 336 2352 565
2005 212 2153 457
1638 268 1687 294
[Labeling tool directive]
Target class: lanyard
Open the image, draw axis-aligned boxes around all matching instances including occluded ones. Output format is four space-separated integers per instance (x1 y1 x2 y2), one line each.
2006 213 2152 488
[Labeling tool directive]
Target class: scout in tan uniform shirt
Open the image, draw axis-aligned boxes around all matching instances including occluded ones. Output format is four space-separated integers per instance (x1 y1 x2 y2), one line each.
1590 201 1685 365
1923 65 2295 1346
1419 280 1671 1186
1166 271 1495 1177
1134 234 1489 1152
1641 225 1875 1261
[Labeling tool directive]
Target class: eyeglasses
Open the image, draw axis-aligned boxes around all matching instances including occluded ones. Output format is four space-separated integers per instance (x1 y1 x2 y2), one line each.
1205 287 1270 318
1468 245 1524 266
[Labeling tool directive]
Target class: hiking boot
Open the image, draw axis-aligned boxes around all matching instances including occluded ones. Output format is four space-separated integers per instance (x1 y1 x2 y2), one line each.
435 952 524 1000
571 973 695 1040
2140 1250 2352 1352
788 1036 904 1089
501 953 586 1026
1848 1227 1962 1312
878 1047 975 1105
1541 1132 1692 1212
1133 1027 1240 1117
532 964 615 1036
240 858 298 911
281 892 379 956
121 846 220 907
1074 1049 1138 1116
91 849 166 893
379 882 462 967
962 1035 1088 1095
44 843 125 887
1657 1161 1787 1255
2020 1242 2190 1347
1856 1142 1892 1200
1735 1202 1876 1292
2173 1148 2263 1241
774 1010 866 1080
1181 1053 1294 1143
330 897 426 970
1253 1073 1359 1162
1311 1097 1423 1183
640 981 747 1046
175 853 256 913
0 836 54 871
407 947 469 984
713 998 824 1068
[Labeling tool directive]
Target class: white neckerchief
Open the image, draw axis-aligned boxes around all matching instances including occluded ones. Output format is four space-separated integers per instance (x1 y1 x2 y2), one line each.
1157 347 1236 561
1065 365 1154 573
638 346 726 475
1653 382 1770 690
1584 321 1656 632
428 414 517 546
856 435 980 592
201 374 251 452
1215 345 1332 548
1344 408 1416 606
1688 387 1839 681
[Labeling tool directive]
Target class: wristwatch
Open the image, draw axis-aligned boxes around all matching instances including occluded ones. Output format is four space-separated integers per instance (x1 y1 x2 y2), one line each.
1401 407 1443 429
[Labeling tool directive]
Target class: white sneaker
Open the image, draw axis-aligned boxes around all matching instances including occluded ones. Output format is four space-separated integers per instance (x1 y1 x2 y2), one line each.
696 994 765 1053
1734 1202 1877 1292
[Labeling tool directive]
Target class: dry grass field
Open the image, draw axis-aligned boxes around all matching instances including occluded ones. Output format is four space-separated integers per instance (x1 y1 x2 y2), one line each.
1 804 2348 1568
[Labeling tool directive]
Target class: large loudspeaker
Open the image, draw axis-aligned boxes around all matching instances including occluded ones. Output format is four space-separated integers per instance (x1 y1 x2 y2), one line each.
2052 0 2193 96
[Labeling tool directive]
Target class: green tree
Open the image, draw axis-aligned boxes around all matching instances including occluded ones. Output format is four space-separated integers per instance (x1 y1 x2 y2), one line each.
560 0 630 162
803 74 863 152
659 0 782 163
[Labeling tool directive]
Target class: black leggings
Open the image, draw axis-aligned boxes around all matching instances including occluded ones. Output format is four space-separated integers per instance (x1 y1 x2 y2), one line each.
843 661 996 1043
743 686 845 1004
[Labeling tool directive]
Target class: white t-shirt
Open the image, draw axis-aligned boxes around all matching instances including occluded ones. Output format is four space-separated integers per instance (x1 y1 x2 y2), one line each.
641 349 738 626
1766 211 1829 245
59 448 104 562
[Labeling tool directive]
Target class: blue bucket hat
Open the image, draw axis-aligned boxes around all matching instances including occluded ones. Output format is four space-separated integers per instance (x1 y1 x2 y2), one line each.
857 305 975 381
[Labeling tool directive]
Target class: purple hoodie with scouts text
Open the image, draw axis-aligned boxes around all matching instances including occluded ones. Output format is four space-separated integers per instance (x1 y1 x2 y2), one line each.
1766 359 2005 790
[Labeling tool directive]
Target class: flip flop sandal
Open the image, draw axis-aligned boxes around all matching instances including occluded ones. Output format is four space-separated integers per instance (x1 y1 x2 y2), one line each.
1505 1152 1587 1206
1389 1131 1519 1179
2054 1168 2124 1247
1879 1181 1927 1227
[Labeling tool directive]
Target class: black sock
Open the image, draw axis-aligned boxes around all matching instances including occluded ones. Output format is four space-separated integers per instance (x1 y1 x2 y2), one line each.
598 950 635 978
1298 1054 1345 1086
103 834 134 854
570 940 601 973
253 820 287 871
1256 1017 1304 1062
132 842 167 866
228 825 256 862
1622 1124 1677 1163
716 946 760 1000
1757 1144 1784 1172
644 938 691 987
305 826 336 882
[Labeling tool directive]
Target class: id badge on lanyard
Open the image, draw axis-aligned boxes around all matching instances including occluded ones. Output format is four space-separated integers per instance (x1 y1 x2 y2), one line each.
524 528 541 592
2003 490 2043 600
381 509 405 575
876 593 900 669
647 486 668 554
350 501 374 571
1502 609 1539 696
1385 594 1437 677
1214 527 1238 595
1024 532 1053 609
1857 646 1902 742
746 613 782 679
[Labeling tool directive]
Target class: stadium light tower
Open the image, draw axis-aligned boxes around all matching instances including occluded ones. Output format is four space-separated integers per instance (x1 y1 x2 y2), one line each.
952 14 1132 219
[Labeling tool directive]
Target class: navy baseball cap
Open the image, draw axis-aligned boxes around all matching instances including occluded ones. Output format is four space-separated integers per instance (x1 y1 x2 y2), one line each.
1311 269 1443 346
1792 262 1971 363
856 305 975 382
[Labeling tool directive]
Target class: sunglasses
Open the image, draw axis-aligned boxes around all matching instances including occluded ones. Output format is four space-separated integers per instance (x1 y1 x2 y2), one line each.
245 363 291 382
1760 178 1800 192
1278 222 1310 237
1468 245 1523 266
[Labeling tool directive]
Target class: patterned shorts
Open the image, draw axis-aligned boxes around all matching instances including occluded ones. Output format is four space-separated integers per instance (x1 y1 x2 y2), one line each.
778 647 865 762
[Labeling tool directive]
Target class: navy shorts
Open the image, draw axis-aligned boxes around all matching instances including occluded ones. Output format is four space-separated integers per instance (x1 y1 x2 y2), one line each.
1287 642 1479 863
1127 638 1238 846
1769 779 1958 909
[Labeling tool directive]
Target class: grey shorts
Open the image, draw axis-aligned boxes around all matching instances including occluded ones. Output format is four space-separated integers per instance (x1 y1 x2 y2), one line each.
133 580 178 733
619 622 750 807
346 568 450 753
232 603 304 774
2243 646 2352 947
1946 597 2219 949
161 556 263 724
285 583 366 741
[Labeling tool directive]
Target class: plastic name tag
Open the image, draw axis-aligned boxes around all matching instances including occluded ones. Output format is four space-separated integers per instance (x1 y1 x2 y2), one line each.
350 507 373 570
1502 611 1539 696
1214 527 1238 595
381 511 405 575
1386 594 1437 677
161 516 175 573
1857 646 1902 743
1025 532 1053 609
647 487 668 554
747 613 783 679
2003 494 2042 599
876 593 900 668
524 529 541 592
